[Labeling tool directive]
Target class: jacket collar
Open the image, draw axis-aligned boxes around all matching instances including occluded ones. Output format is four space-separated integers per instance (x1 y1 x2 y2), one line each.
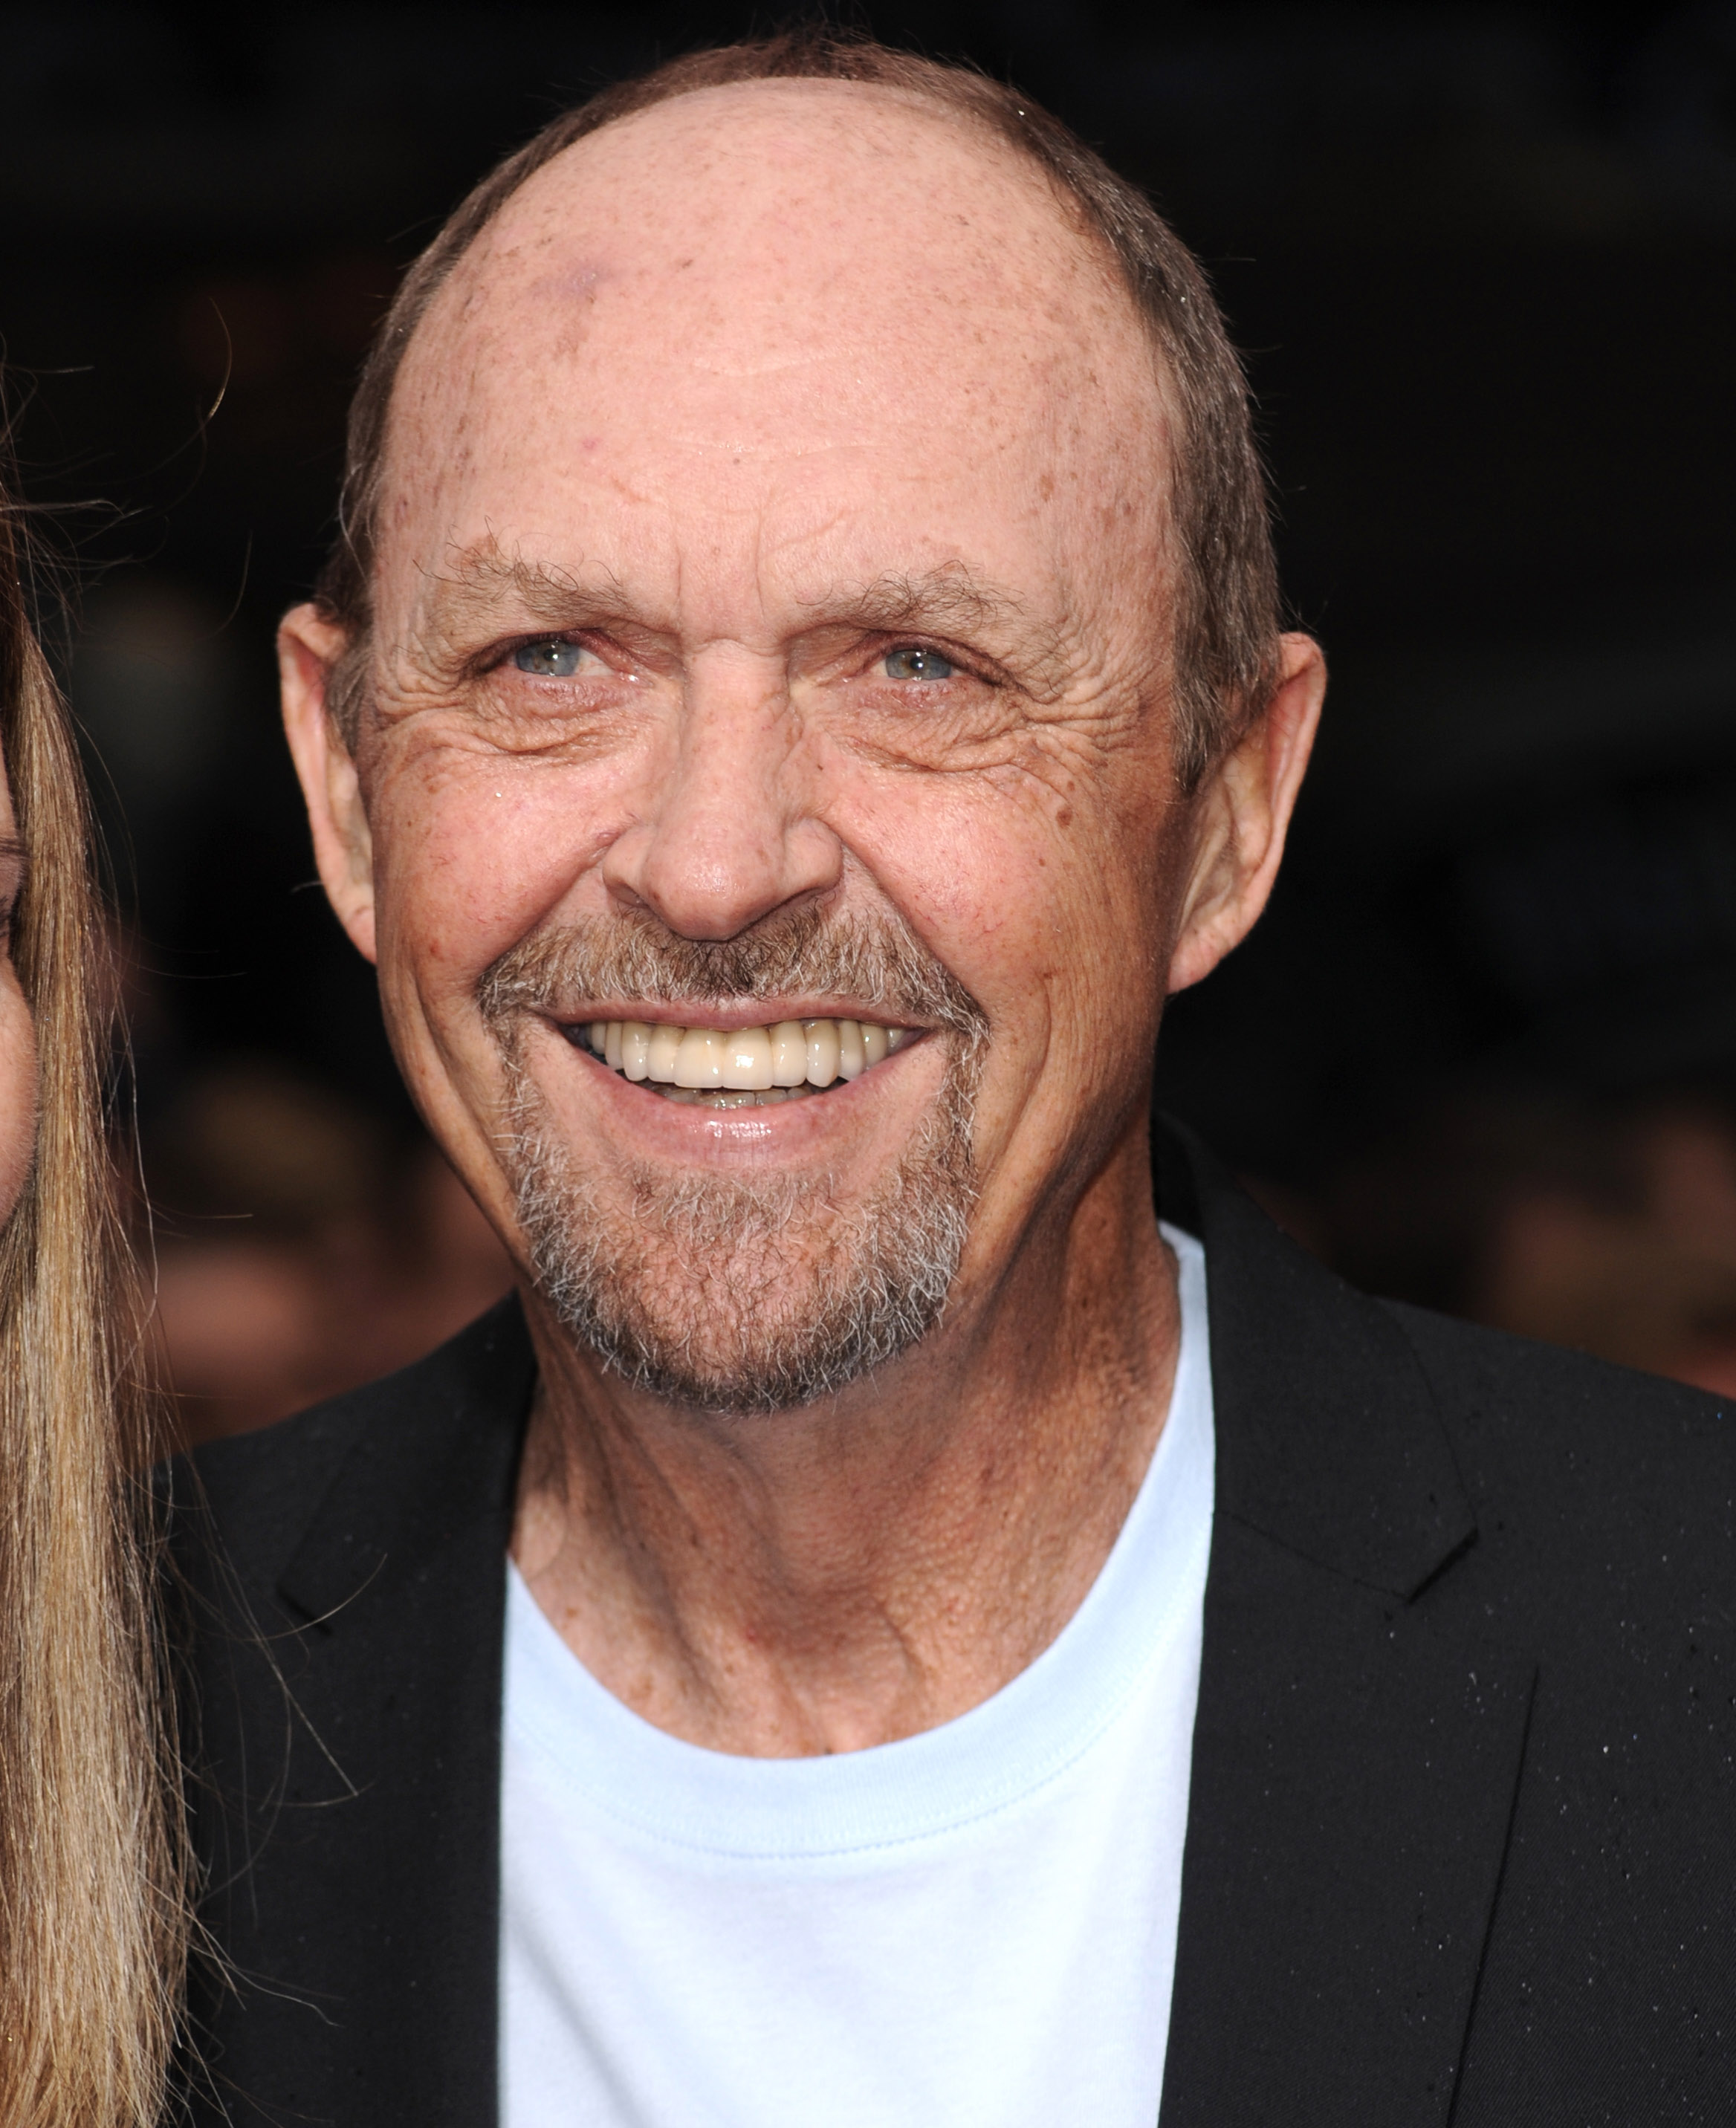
1157 1120 1531 2128
1158 1119 1475 1598
276 1294 536 1629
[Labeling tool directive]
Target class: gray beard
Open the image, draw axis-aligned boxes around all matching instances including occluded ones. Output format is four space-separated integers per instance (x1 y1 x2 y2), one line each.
482 907 987 1414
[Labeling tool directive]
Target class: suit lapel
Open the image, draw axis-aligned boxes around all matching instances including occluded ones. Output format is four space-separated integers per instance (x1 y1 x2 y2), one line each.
1157 1129 1535 2126
1159 1522 1535 2127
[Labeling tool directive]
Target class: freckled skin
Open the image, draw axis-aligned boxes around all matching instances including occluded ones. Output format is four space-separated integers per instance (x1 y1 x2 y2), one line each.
281 81 1324 1756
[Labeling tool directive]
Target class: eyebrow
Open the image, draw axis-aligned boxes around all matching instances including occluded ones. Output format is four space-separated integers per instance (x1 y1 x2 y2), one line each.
808 566 1028 638
415 548 628 661
415 546 1068 686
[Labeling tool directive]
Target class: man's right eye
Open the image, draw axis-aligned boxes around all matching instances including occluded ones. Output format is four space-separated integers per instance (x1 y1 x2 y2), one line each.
514 638 590 677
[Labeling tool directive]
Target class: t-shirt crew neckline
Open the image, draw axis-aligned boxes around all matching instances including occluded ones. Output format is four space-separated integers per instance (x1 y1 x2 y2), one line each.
504 1222 1214 1866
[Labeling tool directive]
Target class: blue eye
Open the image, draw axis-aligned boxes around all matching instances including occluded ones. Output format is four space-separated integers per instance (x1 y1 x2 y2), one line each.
883 646 955 682
514 638 589 677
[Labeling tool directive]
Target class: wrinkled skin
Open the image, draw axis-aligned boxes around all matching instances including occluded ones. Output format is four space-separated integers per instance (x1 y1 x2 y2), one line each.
282 82 1324 1755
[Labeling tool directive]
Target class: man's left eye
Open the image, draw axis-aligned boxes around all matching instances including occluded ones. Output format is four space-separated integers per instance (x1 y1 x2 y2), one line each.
882 646 956 682
514 638 592 677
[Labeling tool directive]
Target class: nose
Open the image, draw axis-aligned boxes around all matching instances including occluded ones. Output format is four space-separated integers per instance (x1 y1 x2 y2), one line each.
600 646 842 941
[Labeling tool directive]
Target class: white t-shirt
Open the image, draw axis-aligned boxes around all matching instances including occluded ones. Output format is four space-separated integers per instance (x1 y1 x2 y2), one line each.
500 1224 1214 2128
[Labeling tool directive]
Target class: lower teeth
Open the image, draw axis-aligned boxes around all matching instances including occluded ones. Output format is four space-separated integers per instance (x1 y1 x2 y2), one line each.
655 1083 817 1108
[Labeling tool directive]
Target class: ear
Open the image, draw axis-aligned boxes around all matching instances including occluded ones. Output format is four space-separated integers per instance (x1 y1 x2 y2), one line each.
279 603 378 965
1166 632 1326 996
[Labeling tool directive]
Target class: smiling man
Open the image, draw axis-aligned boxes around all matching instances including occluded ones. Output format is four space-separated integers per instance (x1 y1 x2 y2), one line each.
178 35 1736 2128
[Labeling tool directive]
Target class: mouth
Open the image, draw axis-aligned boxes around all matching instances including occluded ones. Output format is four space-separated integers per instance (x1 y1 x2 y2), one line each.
562 1015 914 1110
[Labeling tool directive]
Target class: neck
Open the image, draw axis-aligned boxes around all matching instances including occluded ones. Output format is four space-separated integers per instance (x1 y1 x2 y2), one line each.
511 1126 1179 1756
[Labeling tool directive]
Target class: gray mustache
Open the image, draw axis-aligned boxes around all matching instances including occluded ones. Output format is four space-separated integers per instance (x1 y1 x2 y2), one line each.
479 904 988 1039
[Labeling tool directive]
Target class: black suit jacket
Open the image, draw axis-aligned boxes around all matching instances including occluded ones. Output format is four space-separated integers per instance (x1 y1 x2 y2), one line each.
172 1128 1736 2124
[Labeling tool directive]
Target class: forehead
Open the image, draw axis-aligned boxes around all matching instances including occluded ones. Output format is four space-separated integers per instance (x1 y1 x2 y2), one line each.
384 81 1168 624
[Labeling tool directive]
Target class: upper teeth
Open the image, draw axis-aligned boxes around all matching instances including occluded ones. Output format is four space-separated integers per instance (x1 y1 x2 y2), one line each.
578 1017 907 1093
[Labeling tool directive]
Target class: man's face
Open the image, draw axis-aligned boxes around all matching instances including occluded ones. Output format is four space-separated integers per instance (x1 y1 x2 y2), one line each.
296 83 1225 1408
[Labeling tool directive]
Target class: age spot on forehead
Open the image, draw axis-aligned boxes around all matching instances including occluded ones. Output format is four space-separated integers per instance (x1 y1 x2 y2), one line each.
531 260 615 304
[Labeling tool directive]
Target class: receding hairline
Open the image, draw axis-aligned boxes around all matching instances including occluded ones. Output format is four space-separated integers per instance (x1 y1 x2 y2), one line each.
514 68 1041 152
499 69 1107 195
410 71 1159 385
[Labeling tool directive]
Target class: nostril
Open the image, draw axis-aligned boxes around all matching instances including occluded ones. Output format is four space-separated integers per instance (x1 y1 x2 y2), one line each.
600 788 844 945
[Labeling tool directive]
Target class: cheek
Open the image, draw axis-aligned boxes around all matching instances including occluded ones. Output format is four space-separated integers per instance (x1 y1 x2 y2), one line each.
367 748 616 999
0 970 38 1229
828 757 1159 1031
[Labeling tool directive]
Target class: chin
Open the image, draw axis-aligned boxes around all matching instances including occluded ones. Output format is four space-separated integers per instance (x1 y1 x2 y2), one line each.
509 1063 980 1414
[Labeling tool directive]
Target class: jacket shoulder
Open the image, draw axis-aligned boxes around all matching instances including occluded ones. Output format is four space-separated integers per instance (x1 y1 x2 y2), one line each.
1382 1299 1736 1592
1386 1296 1732 1453
167 1296 531 1597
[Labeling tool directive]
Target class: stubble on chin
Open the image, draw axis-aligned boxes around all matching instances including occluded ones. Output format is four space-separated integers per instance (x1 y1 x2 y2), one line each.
480 906 988 1414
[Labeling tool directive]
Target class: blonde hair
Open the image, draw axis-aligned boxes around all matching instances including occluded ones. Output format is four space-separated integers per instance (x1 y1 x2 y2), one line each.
0 450 186 2120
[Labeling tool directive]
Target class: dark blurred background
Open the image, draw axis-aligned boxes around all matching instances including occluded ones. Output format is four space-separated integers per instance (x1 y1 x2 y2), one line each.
4 0 1735 1438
